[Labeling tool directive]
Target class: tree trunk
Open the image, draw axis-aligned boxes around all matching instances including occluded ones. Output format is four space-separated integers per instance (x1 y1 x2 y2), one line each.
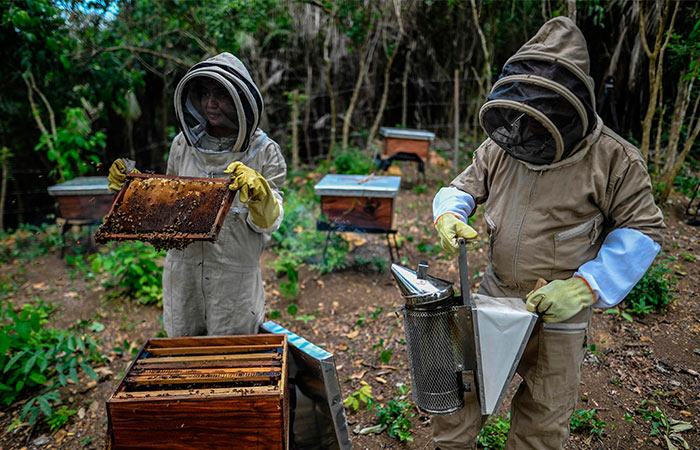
567 0 577 22
638 0 678 162
367 44 399 152
290 89 300 172
323 28 337 164
401 44 413 127
160 68 170 170
303 61 313 164
453 67 460 174
342 42 370 150
471 0 492 97
0 148 8 232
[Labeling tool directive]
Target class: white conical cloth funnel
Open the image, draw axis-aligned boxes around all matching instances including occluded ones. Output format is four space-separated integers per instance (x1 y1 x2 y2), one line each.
471 293 538 416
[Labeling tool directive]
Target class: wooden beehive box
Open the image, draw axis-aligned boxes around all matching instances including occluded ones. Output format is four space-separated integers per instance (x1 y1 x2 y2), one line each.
314 174 401 230
47 176 115 221
379 127 435 161
106 334 289 450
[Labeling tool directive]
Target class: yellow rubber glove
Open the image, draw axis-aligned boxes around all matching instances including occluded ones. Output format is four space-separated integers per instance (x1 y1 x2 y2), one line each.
224 161 280 229
525 276 596 323
107 158 139 192
434 213 478 255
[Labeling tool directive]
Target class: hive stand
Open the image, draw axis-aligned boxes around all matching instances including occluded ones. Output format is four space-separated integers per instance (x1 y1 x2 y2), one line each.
316 220 400 264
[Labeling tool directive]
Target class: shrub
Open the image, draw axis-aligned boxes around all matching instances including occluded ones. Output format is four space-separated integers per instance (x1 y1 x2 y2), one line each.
271 186 349 276
0 223 63 263
331 147 373 175
374 384 415 442
89 241 165 305
0 299 102 429
623 258 675 315
478 414 510 449
570 408 610 439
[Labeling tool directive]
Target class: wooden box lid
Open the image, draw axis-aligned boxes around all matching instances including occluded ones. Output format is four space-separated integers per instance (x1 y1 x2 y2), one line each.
314 174 401 198
379 127 435 141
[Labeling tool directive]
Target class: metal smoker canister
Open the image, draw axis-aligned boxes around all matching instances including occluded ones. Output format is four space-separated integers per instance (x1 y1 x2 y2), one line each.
392 261 472 415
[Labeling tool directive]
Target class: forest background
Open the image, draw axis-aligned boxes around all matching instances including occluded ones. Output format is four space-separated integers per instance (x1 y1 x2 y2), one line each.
1 0 699 228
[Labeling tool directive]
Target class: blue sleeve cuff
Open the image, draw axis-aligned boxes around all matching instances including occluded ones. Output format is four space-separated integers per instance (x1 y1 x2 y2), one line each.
433 187 475 223
575 228 661 308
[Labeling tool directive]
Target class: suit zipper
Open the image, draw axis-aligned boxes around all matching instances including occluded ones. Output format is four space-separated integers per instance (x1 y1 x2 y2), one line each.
512 170 540 289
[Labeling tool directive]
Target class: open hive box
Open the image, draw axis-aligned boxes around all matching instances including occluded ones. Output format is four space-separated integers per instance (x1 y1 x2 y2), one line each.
106 334 289 450
94 173 235 250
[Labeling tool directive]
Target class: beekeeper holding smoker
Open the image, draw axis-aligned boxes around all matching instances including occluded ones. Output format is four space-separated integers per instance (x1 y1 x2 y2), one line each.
432 17 664 449
108 52 286 337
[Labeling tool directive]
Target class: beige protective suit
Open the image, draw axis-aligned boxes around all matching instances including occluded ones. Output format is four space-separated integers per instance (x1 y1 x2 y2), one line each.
432 17 664 449
162 53 286 337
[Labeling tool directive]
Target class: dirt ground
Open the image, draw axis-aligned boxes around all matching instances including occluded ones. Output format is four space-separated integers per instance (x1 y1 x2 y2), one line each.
1 162 698 450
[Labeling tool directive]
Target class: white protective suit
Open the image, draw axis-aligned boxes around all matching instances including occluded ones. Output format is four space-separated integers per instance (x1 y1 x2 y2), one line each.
162 53 286 336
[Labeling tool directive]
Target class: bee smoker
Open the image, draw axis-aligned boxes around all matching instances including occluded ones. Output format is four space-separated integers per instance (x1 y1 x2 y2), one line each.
392 240 537 416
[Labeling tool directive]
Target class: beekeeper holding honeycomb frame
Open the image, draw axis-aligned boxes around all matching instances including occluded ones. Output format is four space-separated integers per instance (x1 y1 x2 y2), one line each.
108 52 286 337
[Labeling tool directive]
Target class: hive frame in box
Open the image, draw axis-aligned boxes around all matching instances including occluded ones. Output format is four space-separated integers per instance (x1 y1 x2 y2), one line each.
96 173 235 245
106 334 289 449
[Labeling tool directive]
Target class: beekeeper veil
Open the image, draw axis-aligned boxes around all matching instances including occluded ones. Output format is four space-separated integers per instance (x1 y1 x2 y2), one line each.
174 52 263 154
479 17 597 165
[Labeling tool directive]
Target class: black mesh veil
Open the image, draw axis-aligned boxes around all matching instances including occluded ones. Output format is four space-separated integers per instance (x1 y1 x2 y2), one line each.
480 59 595 165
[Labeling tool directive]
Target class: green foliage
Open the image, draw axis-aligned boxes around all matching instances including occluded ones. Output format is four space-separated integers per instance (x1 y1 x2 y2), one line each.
674 171 699 198
354 256 387 273
372 338 392 363
477 413 510 449
624 258 676 315
570 409 610 439
411 183 428 194
343 383 373 411
271 185 349 275
0 299 102 428
0 224 63 263
272 255 300 300
34 106 105 182
604 307 634 323
331 147 374 175
416 238 442 257
636 403 693 450
89 241 165 305
45 405 77 431
373 384 415 442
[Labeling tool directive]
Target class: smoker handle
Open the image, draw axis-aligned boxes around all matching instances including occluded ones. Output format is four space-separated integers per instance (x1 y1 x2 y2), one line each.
458 238 472 307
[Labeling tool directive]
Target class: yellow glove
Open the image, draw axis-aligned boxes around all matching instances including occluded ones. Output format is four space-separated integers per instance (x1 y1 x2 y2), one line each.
434 213 478 255
224 161 280 229
525 276 595 323
107 158 139 192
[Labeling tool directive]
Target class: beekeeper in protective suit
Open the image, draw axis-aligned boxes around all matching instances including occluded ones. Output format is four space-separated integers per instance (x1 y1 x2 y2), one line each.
432 17 664 449
108 52 286 336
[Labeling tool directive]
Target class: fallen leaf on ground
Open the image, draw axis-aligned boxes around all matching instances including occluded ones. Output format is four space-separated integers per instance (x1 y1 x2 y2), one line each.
347 329 359 339
350 370 367 380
